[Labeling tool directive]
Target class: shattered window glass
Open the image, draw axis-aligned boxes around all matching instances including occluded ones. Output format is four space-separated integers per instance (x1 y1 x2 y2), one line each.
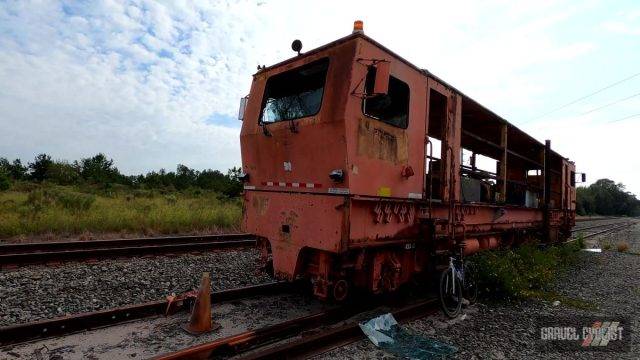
260 58 329 124
360 313 458 359
363 67 410 129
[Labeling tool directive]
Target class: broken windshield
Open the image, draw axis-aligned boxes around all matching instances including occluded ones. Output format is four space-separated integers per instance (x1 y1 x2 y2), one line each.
259 58 329 124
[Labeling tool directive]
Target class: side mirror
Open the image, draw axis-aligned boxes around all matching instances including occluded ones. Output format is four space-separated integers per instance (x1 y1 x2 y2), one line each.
373 61 390 95
572 171 586 185
238 96 248 121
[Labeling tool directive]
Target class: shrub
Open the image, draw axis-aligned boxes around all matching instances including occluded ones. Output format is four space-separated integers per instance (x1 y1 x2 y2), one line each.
473 242 582 300
133 189 155 198
165 194 177 205
0 172 10 191
617 242 629 253
24 187 95 213
55 191 95 212
46 161 80 185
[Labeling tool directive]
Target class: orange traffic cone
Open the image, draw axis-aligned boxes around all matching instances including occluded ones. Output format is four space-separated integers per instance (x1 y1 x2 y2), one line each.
182 272 220 335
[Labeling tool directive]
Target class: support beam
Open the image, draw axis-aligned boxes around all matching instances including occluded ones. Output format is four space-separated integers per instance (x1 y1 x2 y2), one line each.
543 139 551 242
500 124 508 203
461 129 543 168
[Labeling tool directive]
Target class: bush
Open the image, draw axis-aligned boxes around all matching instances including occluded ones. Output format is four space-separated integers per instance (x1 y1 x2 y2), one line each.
473 242 582 300
55 191 95 212
617 242 629 253
46 161 80 185
165 194 177 205
0 172 10 191
24 187 95 213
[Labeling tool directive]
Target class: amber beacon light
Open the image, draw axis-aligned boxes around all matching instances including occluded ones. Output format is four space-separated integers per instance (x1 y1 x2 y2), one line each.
353 20 364 34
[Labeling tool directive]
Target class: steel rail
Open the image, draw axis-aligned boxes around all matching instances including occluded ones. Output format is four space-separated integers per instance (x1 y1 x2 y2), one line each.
152 297 439 360
238 298 440 360
567 221 636 242
0 282 290 346
571 221 631 233
0 234 255 267
575 216 616 222
579 222 636 240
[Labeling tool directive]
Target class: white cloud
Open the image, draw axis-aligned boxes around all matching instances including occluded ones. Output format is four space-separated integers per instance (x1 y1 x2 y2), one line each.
1 0 636 198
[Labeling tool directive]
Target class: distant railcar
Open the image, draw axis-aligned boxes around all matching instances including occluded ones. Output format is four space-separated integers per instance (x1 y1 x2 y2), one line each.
239 23 578 301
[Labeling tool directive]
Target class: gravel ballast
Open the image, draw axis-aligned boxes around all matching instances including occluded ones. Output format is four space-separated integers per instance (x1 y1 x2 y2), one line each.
0 249 271 326
318 223 640 359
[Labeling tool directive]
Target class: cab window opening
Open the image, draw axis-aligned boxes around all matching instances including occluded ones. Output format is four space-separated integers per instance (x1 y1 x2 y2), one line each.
259 58 329 124
362 67 409 128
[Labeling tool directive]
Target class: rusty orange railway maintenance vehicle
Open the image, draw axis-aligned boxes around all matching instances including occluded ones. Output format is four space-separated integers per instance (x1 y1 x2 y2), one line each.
239 22 580 301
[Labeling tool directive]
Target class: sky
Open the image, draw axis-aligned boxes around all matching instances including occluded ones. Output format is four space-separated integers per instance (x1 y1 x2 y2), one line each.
0 0 639 195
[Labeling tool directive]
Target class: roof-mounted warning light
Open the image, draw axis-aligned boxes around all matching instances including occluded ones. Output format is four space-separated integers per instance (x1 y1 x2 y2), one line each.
353 20 364 34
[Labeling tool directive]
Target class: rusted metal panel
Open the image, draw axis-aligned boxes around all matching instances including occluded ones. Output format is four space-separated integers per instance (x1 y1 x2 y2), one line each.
356 118 409 164
239 28 577 300
344 38 425 200
243 191 345 279
240 39 358 195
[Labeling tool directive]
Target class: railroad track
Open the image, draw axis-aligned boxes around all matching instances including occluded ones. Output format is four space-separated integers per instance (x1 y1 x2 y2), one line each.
1 278 439 360
570 220 637 240
0 281 291 346
151 296 439 360
575 216 618 222
0 233 256 268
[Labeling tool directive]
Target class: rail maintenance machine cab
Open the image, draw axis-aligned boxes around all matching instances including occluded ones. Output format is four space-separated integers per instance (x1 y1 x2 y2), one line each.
239 21 579 301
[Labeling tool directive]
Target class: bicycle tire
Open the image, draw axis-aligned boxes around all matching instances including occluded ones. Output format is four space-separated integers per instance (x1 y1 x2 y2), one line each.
463 261 479 304
439 267 462 318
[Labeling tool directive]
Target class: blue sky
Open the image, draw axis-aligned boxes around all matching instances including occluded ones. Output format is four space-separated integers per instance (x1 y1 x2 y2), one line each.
1 0 639 195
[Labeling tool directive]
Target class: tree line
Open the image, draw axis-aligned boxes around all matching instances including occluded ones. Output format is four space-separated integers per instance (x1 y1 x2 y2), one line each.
0 153 243 197
2 154 639 216
576 179 640 217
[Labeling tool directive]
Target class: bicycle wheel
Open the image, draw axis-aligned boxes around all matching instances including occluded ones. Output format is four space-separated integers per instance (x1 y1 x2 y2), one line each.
439 267 462 318
463 261 478 304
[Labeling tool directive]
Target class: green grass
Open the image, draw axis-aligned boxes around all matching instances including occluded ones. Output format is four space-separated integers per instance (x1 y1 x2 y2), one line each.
0 184 241 239
472 240 584 301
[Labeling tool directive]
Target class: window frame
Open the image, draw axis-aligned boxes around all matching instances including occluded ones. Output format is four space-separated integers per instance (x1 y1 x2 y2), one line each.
258 57 330 125
361 69 411 129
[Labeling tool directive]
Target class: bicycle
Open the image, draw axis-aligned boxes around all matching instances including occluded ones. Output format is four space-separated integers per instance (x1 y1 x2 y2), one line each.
439 255 478 318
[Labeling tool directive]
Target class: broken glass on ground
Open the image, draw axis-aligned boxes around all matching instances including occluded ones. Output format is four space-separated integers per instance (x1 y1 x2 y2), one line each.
359 313 457 359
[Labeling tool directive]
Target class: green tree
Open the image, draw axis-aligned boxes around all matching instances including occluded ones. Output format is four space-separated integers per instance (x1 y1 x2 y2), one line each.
175 164 197 190
0 169 10 191
29 154 53 181
576 179 640 216
9 159 28 180
46 161 80 185
78 153 121 184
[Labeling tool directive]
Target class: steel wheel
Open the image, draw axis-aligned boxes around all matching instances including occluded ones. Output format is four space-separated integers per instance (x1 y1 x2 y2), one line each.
332 279 349 302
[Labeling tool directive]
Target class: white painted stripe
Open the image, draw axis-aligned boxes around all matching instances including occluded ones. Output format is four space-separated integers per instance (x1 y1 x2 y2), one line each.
305 183 315 188
408 192 423 199
292 183 300 187
278 182 286 187
267 181 274 186
243 185 256 190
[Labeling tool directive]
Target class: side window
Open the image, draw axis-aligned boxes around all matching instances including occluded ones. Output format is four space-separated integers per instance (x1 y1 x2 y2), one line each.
362 67 410 128
260 58 329 124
